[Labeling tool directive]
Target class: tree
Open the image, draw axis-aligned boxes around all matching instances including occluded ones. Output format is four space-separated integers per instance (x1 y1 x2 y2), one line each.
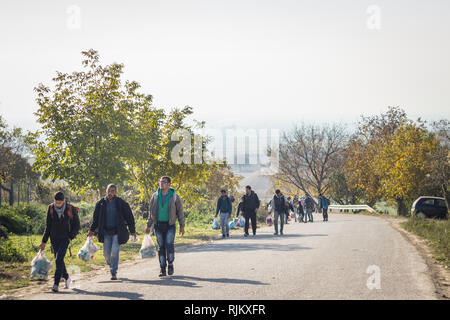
344 107 408 207
30 49 152 194
0 116 38 205
277 123 348 198
375 121 437 215
424 120 450 208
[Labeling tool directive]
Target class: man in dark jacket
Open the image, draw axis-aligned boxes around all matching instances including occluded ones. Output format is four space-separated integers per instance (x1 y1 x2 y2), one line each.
39 191 80 292
319 193 330 222
269 190 287 235
215 189 233 238
88 184 136 280
304 194 314 223
242 185 260 237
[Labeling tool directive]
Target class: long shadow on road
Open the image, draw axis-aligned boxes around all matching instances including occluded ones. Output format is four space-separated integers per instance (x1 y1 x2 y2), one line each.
187 233 327 252
116 275 269 287
72 288 144 300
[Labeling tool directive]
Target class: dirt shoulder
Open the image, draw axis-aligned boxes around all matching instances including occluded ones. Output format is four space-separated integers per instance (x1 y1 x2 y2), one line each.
386 217 449 300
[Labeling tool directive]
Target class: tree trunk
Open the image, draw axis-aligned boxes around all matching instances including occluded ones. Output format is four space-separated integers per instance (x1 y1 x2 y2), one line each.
442 183 450 212
9 182 14 206
396 198 408 216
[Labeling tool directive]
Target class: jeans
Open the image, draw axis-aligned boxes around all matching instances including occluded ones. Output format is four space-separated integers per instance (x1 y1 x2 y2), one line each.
220 212 230 236
154 223 176 269
51 238 70 286
306 209 313 222
244 212 257 235
103 234 120 276
323 208 328 221
285 212 290 224
274 211 284 234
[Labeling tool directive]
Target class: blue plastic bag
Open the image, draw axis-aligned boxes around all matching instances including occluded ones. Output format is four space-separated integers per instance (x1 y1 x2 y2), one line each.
229 220 237 229
212 218 220 229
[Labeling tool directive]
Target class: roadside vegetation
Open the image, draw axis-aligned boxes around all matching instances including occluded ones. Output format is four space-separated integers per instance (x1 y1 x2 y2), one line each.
402 216 449 268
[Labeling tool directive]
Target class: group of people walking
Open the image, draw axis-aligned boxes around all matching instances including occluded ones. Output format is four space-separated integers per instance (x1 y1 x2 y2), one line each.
39 175 184 292
39 176 330 293
215 187 331 238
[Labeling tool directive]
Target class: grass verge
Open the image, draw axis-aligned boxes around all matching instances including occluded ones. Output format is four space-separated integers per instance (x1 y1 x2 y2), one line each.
401 216 449 268
0 219 238 295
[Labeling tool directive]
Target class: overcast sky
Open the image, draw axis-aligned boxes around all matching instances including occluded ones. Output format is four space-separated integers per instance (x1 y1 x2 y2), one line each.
0 0 449 133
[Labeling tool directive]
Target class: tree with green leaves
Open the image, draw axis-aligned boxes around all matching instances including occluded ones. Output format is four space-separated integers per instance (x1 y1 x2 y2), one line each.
30 49 153 194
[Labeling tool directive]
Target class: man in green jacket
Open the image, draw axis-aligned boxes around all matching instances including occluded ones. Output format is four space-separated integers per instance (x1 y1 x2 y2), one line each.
145 176 185 277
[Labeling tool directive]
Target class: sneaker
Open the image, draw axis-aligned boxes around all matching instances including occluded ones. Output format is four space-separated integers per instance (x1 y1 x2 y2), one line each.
64 277 71 289
280 232 284 235
52 285 59 292
244 233 249 237
159 268 167 277
111 274 118 280
274 232 278 235
222 234 226 238
168 265 174 276
226 234 229 238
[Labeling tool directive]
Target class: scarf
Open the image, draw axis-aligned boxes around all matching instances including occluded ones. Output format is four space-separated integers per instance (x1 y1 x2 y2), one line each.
54 201 66 219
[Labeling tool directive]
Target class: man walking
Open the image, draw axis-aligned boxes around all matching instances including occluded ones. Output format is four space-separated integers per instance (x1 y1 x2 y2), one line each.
40 191 80 292
145 176 185 277
88 184 137 280
319 193 330 222
304 194 314 223
215 189 233 238
241 185 260 237
285 196 294 224
269 190 287 236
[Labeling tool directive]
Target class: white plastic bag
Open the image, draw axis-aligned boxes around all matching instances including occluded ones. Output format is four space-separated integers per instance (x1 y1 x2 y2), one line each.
212 218 220 229
78 237 98 262
30 250 52 280
140 234 156 258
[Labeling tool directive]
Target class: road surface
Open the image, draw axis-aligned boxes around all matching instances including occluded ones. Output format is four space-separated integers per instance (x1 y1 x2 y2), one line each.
22 214 437 300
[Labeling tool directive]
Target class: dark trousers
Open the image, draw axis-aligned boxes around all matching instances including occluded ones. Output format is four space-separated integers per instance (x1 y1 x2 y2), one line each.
51 238 70 286
244 211 257 235
323 208 328 221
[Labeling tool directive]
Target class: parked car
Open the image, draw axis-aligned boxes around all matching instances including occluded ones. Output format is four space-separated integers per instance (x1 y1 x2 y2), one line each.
411 196 448 219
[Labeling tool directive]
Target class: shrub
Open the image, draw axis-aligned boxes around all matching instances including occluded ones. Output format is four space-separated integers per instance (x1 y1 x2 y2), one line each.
0 206 28 234
0 238 26 262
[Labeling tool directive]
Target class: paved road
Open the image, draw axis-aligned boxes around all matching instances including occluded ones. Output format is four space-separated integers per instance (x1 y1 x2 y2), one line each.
23 214 437 300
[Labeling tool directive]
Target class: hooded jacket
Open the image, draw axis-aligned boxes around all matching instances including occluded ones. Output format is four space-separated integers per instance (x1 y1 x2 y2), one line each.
147 188 185 228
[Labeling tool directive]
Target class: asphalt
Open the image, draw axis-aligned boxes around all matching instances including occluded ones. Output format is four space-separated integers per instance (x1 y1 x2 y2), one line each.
22 213 437 300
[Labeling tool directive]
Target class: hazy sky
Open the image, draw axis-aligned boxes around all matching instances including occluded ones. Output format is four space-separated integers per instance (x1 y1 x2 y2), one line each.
0 0 449 133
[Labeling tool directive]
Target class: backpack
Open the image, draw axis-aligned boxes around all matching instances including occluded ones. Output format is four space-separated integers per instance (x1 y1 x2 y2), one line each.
326 198 330 206
49 202 78 219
